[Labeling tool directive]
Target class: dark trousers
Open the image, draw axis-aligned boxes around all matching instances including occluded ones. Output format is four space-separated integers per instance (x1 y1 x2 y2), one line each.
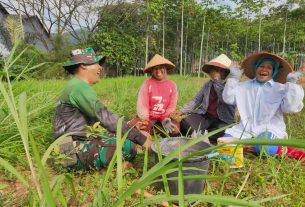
180 113 228 144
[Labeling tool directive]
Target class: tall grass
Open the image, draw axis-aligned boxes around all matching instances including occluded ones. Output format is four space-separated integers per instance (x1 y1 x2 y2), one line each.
0 43 304 206
0 43 43 198
0 42 74 205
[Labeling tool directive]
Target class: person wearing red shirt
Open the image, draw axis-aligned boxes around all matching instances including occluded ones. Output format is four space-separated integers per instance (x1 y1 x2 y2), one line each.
129 54 179 135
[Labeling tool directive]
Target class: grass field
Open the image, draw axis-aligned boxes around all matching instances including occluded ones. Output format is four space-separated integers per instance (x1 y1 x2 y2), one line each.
0 75 305 206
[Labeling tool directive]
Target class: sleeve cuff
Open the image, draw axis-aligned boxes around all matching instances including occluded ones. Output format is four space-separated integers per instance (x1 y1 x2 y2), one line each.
129 127 147 145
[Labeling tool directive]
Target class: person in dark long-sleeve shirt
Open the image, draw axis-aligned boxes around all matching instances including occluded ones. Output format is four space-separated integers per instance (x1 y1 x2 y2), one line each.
173 54 236 144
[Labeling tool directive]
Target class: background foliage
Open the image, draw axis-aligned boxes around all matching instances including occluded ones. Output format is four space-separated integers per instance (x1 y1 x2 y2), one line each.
2 0 305 77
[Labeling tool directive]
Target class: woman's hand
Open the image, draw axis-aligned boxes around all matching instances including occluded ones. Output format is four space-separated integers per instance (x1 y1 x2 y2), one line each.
228 65 243 80
161 118 176 134
287 64 305 84
287 71 304 83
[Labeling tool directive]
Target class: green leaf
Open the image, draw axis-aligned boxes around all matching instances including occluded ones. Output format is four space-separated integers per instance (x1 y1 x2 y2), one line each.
30 135 56 206
116 117 123 196
0 157 30 188
178 150 185 207
41 132 77 166
93 121 101 129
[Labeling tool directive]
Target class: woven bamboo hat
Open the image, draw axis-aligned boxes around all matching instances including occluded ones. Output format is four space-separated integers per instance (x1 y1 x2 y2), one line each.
143 54 175 73
202 54 231 75
241 52 292 84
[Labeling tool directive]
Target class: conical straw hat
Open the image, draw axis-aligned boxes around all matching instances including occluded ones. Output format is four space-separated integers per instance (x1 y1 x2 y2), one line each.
202 54 232 73
241 51 292 84
144 54 175 73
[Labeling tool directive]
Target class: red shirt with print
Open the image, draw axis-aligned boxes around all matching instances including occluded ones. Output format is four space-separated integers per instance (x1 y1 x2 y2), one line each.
137 78 178 121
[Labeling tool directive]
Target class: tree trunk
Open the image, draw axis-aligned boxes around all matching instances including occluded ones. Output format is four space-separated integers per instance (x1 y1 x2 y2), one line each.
205 29 210 63
191 45 194 74
258 17 262 52
162 12 165 56
210 41 213 58
226 36 229 54
258 0 262 52
245 10 249 56
134 64 136 76
184 21 188 76
180 0 184 76
176 18 180 67
145 0 149 77
282 11 287 56
198 14 206 78
250 41 252 53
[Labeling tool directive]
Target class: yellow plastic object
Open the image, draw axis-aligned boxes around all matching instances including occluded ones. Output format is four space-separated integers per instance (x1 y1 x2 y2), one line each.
217 137 243 168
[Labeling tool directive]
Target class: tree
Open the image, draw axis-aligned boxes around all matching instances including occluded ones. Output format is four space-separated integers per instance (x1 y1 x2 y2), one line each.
93 31 138 75
180 0 184 76
198 1 208 77
86 0 305 75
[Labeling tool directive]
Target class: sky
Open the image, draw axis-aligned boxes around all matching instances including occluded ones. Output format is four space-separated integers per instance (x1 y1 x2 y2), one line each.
0 0 294 32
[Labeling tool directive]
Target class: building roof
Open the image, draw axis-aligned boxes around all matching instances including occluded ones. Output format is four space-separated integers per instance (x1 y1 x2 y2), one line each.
0 3 52 50
8 14 50 38
0 3 9 15
0 2 50 38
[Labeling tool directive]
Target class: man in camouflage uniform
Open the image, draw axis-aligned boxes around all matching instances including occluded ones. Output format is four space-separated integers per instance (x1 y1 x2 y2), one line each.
54 48 151 170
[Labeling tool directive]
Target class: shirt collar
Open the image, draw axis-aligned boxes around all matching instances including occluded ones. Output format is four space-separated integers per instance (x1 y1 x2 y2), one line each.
268 79 275 86
252 78 275 87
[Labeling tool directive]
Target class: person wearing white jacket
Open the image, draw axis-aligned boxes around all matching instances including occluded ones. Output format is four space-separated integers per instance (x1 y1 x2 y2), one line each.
222 52 305 159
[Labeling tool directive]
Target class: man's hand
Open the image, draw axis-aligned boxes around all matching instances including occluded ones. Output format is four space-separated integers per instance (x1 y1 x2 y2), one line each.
136 120 152 131
228 66 243 80
161 118 176 134
141 130 152 153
